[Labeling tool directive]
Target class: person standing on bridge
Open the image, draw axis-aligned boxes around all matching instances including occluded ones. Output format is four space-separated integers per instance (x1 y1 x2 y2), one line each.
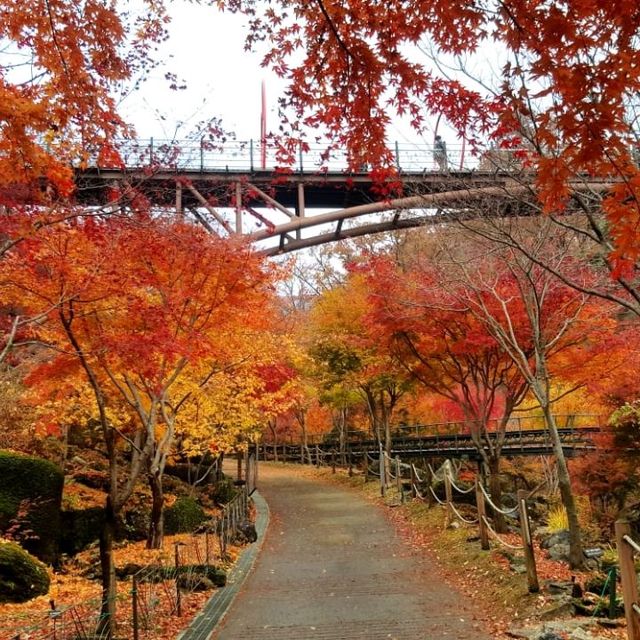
433 135 448 171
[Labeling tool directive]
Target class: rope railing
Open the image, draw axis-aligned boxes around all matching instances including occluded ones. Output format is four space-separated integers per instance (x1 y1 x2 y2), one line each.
411 482 430 502
411 463 427 483
429 485 447 506
450 501 479 525
478 482 518 516
444 469 475 495
481 515 524 551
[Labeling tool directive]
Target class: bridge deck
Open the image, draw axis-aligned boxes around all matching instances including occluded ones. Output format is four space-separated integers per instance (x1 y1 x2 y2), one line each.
260 426 600 462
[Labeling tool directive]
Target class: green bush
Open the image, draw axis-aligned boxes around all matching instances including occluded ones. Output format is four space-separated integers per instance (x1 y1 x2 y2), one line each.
210 477 237 506
0 450 63 564
0 540 50 603
60 507 105 555
164 496 206 534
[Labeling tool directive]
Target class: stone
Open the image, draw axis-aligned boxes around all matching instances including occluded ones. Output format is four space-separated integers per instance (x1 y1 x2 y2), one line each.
545 580 573 594
537 632 564 640
236 520 258 543
506 627 539 639
548 543 571 562
597 618 624 628
538 595 575 620
540 529 571 550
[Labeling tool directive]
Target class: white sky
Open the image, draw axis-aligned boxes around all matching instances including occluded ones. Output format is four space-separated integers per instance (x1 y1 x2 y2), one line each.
119 3 465 148
121 4 280 142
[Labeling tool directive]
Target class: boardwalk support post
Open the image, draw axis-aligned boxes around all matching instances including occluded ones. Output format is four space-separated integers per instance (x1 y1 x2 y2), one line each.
615 519 640 640
476 480 489 550
517 490 539 593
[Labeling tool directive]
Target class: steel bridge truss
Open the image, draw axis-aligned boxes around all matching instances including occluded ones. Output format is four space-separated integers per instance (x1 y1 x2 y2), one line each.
73 139 613 255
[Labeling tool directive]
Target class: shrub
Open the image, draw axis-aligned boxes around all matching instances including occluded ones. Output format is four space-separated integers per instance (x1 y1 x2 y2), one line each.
0 540 50 603
60 507 105 555
547 505 569 532
0 450 63 564
164 496 206 534
210 478 237 506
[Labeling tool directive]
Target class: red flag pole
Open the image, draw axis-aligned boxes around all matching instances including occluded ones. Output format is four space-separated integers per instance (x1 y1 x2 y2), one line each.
260 80 267 169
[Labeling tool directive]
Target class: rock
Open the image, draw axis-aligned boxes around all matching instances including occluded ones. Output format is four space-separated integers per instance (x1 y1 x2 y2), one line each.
568 629 598 640
540 529 571 550
236 520 258 543
537 632 564 640
511 563 527 574
546 580 574 594
597 618 624 628
507 627 539 639
548 543 571 562
539 595 575 620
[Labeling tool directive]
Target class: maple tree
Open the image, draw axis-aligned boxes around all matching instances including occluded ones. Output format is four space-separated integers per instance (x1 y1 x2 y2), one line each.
222 0 640 265
436 220 623 568
361 252 529 531
305 271 412 477
0 0 168 199
1 212 277 634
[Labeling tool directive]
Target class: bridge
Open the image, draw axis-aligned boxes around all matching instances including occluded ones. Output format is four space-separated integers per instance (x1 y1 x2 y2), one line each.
73 138 609 255
258 415 603 464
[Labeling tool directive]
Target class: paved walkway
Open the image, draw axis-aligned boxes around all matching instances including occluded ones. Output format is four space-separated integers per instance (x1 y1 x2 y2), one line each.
210 465 490 640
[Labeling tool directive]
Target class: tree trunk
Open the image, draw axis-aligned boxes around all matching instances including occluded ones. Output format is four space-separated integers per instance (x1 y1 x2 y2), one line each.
542 404 583 568
97 497 117 639
147 472 164 549
487 455 507 533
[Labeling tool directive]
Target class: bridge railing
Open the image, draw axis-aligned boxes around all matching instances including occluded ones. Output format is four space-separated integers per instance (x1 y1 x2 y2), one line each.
96 138 529 174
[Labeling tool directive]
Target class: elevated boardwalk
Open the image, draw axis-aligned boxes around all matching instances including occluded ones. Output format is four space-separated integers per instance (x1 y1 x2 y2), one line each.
260 416 602 463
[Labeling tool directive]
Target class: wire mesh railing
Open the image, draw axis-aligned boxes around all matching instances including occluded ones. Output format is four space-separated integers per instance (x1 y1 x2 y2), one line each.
1 486 254 640
91 138 532 174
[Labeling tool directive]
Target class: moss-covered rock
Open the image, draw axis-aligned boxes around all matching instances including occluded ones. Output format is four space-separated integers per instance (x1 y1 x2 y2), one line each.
0 450 63 564
164 496 206 534
0 540 50 603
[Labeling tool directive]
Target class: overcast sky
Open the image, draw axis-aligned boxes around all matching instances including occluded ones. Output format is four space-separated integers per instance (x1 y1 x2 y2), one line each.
120 4 280 142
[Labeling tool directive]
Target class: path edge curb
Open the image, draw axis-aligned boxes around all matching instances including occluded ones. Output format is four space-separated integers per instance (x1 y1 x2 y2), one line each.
177 490 270 640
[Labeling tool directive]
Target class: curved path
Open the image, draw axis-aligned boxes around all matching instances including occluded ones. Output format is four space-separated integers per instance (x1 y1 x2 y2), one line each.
210 465 490 640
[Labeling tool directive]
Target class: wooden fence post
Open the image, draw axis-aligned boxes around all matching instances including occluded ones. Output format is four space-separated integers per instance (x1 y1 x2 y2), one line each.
444 468 453 526
132 574 139 640
174 542 183 617
615 520 640 640
331 451 336 474
236 450 242 481
517 490 539 593
476 480 489 550
364 455 369 483
379 446 386 497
